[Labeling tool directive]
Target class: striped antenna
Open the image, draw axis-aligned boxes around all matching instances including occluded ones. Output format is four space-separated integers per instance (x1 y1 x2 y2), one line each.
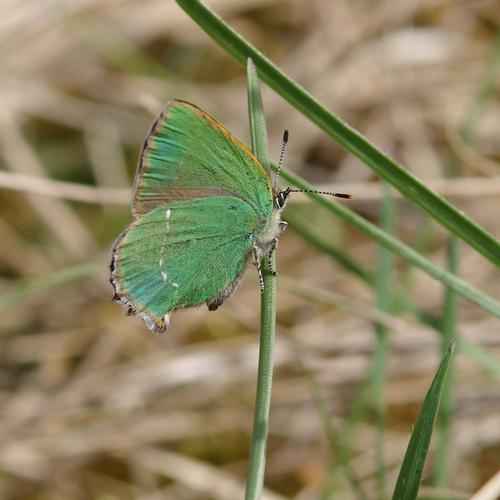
273 130 288 192
288 188 352 199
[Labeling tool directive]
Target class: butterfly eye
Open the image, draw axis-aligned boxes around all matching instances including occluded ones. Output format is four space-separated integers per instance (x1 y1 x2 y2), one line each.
275 189 291 209
274 193 283 209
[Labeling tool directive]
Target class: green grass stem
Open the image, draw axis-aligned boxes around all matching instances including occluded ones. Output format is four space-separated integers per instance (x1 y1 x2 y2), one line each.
431 30 500 492
372 185 396 499
433 239 458 492
244 57 276 500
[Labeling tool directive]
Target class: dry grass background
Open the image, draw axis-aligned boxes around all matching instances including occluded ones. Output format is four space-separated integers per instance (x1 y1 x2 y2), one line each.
0 0 499 499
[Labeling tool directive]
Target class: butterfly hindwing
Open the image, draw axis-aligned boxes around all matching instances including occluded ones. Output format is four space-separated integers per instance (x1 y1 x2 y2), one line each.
133 100 273 220
111 196 258 333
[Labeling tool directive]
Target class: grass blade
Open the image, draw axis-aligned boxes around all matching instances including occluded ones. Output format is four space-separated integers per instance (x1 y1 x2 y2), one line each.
175 0 500 268
392 340 456 499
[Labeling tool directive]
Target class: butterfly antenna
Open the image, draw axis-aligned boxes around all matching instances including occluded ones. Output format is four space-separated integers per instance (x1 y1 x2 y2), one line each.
288 188 352 199
273 130 288 192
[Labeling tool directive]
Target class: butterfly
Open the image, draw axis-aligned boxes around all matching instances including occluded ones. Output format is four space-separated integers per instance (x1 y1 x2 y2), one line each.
110 100 349 333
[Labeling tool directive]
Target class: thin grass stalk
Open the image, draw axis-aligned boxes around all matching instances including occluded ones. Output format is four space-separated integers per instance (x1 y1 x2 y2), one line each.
433 238 458 493
372 184 396 499
398 216 435 301
432 32 500 490
244 58 276 500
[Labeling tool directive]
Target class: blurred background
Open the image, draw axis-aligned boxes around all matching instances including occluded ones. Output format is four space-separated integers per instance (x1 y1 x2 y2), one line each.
0 0 499 499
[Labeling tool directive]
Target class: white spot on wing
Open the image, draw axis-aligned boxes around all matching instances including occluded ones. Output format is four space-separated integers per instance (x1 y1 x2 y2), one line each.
165 208 172 232
172 282 179 288
161 271 168 282
159 258 163 267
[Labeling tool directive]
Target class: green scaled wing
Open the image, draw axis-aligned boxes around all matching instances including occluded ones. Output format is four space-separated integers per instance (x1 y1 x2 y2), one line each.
132 99 273 220
111 196 258 333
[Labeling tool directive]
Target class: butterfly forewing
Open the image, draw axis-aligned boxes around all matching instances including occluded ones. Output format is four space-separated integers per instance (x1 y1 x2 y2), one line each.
133 100 273 220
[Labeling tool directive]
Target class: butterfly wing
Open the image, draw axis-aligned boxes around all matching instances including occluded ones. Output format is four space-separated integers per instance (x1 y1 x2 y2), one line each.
110 196 257 333
132 100 273 221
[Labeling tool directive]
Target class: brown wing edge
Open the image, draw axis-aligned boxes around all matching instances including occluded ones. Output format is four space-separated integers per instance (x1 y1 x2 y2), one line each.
109 229 170 334
131 99 273 219
206 264 247 311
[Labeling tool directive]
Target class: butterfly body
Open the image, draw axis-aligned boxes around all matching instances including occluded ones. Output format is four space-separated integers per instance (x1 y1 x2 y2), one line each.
110 100 287 333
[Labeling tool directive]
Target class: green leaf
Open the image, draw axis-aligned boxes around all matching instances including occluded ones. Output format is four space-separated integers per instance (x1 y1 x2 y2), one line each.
392 340 456 499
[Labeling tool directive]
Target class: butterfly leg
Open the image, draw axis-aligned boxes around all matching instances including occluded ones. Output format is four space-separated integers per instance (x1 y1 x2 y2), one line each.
267 238 278 276
253 244 265 293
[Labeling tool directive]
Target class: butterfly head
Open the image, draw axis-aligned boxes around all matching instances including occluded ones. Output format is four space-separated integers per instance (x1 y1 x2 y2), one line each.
274 187 291 210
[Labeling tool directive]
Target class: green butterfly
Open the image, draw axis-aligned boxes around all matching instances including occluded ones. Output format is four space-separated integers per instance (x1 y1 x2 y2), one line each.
110 100 349 333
